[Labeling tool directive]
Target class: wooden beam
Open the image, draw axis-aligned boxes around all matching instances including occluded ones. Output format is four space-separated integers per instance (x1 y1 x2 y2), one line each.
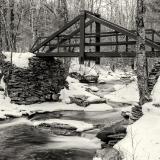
86 13 160 50
30 15 81 53
152 30 155 52
45 41 137 48
36 51 160 58
95 14 101 64
115 31 118 52
126 36 129 52
79 11 85 64
36 52 80 57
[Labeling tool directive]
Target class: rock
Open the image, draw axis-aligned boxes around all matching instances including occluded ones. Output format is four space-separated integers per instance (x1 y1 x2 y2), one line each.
52 94 60 102
96 121 126 144
94 148 122 160
0 55 67 105
80 75 99 83
130 105 143 121
37 123 79 136
121 111 131 120
88 86 99 92
69 95 89 107
0 86 4 91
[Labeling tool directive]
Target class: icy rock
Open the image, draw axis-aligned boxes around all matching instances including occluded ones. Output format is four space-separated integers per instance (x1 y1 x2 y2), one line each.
94 148 121 160
88 86 99 92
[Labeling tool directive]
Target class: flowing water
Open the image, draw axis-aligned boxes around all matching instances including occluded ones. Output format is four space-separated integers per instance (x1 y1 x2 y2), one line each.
0 80 127 160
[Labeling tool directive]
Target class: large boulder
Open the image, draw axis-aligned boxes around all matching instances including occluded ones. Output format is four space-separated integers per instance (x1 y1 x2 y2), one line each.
96 121 126 146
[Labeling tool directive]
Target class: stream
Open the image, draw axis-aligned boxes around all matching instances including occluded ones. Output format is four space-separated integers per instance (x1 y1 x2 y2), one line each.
0 80 129 160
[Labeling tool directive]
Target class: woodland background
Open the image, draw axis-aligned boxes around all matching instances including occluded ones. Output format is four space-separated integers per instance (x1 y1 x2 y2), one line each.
0 0 160 53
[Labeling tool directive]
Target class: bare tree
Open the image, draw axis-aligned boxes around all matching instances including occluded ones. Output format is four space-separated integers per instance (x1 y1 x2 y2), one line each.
132 0 149 120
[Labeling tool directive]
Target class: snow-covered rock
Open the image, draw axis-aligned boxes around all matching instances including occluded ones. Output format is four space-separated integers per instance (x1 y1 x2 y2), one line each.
104 82 139 104
33 119 94 132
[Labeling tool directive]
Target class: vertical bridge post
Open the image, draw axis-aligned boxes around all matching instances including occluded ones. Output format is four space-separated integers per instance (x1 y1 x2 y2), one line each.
79 10 85 64
95 14 101 64
152 30 155 52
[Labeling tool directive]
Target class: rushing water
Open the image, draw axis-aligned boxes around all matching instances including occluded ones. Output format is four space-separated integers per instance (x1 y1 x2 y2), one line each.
0 80 127 160
0 119 100 160
0 109 123 160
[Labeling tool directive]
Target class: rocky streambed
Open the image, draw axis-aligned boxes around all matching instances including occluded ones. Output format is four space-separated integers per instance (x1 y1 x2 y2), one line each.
0 79 132 160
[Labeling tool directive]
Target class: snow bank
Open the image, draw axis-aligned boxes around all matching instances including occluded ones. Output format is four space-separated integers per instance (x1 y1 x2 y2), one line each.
33 119 94 132
114 77 160 160
69 59 135 83
0 94 23 119
104 82 139 104
2 52 34 68
114 112 160 160
151 77 160 105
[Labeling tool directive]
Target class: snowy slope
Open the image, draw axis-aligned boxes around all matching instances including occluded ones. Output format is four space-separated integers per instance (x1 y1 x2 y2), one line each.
114 77 160 160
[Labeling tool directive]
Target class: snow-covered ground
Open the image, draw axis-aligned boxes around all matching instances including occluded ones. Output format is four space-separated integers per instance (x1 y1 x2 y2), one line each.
2 52 34 68
114 77 160 160
105 81 139 105
69 58 135 83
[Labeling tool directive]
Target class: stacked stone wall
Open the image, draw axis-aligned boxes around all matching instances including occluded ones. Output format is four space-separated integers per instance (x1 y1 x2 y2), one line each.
0 56 67 105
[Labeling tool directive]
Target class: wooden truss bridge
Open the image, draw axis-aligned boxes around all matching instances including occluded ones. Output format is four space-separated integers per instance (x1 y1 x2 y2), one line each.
30 10 160 64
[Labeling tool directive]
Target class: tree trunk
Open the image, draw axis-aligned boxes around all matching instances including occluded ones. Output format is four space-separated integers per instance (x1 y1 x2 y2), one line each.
9 0 16 51
131 0 149 121
80 0 85 10
0 1 2 53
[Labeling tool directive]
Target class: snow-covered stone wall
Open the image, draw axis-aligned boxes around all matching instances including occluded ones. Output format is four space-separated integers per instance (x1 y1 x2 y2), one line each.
0 55 67 105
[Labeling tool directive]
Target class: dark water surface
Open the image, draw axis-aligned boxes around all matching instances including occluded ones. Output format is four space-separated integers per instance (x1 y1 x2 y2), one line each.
0 80 126 160
0 123 97 160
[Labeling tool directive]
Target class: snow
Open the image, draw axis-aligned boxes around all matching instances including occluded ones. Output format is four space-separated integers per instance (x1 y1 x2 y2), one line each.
104 82 139 104
46 136 101 150
70 59 135 83
2 52 34 68
33 119 94 132
114 77 160 160
114 113 160 160
88 86 99 92
69 60 98 76
151 77 160 105
93 158 102 160
60 76 102 103
84 103 113 111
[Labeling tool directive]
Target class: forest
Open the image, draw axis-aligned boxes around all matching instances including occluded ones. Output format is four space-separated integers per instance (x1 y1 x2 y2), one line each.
0 0 159 52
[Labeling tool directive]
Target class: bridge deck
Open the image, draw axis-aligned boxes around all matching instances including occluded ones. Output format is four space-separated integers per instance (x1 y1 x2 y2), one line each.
30 10 160 63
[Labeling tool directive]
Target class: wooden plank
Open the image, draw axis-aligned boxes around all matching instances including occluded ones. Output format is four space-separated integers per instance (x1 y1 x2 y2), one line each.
79 11 85 64
36 52 80 57
115 31 118 52
45 41 137 48
36 51 160 58
86 13 160 50
152 30 155 52
126 36 129 52
95 14 101 64
30 15 81 53
85 41 136 46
